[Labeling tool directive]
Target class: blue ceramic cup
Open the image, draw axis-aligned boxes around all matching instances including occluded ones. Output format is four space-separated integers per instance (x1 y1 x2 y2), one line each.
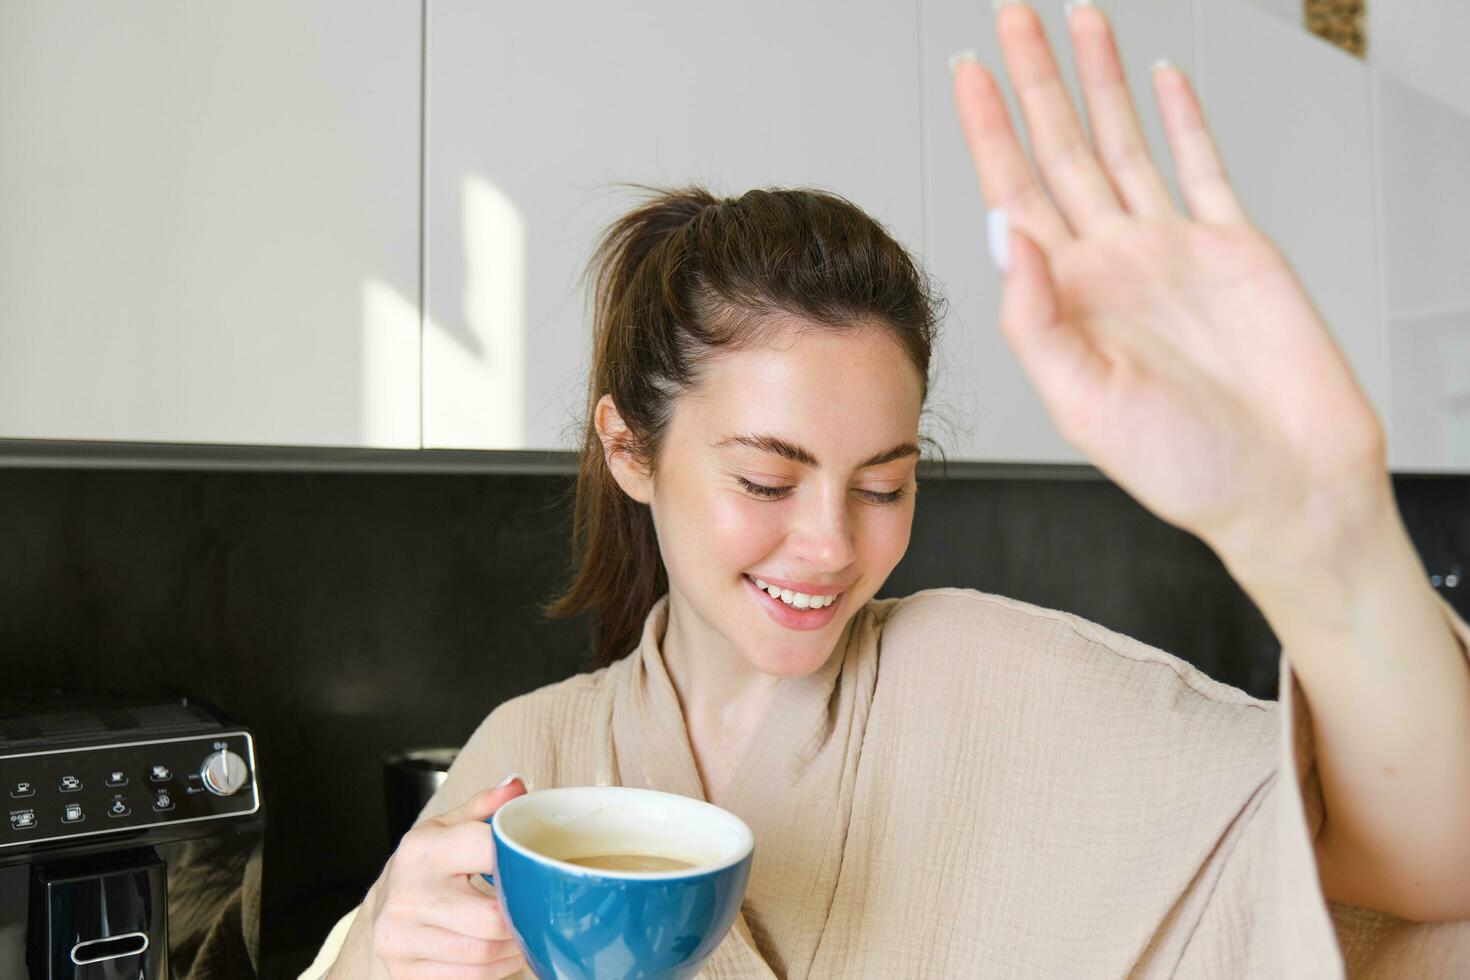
481 786 754 980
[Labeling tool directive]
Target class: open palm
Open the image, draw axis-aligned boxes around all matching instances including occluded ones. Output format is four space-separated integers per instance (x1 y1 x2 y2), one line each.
953 4 1385 559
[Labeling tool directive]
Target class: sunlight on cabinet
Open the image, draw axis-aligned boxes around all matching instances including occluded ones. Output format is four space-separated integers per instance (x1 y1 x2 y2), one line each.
423 173 528 449
361 279 422 448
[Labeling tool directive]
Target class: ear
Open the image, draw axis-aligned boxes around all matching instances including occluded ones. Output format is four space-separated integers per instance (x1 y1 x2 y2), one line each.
594 394 653 504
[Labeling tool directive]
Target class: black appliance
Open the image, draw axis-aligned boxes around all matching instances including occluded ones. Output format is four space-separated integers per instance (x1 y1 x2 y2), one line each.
0 689 263 978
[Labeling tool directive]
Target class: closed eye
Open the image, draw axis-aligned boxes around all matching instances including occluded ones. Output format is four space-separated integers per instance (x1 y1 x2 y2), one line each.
736 476 908 505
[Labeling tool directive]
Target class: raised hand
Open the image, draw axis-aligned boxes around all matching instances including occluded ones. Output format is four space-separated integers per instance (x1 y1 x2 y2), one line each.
952 2 1386 565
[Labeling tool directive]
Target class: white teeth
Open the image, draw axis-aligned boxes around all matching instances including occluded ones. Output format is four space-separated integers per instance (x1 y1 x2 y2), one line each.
751 577 837 609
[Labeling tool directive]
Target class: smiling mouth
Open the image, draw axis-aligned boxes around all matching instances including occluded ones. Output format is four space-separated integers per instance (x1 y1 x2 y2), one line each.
743 574 844 610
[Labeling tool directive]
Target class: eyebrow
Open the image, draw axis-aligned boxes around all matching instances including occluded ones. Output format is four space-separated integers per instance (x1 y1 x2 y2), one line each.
713 433 920 470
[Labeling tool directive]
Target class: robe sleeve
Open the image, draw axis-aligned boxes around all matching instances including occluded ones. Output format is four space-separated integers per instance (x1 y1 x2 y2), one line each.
1175 595 1470 978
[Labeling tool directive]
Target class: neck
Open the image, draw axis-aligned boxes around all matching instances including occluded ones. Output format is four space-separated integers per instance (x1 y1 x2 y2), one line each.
659 590 783 730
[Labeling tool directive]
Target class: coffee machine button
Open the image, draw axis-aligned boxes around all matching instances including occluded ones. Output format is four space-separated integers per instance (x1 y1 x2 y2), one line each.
150 765 172 782
59 775 82 792
153 792 174 812
62 803 84 824
107 800 131 819
9 781 34 798
9 809 36 831
105 770 128 787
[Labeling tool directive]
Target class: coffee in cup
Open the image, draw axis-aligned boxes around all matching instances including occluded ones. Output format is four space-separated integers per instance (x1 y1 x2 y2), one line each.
482 786 754 980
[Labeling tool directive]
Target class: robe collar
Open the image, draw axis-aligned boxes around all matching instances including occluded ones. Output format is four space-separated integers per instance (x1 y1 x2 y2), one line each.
610 593 879 978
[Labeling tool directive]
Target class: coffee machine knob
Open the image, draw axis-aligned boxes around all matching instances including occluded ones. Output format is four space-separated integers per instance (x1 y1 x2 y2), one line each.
201 750 249 796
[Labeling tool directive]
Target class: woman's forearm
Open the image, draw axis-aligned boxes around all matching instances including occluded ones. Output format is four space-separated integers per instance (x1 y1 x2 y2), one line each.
1219 473 1470 921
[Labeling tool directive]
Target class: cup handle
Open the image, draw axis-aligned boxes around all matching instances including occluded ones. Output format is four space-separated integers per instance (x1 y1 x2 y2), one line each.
481 815 496 887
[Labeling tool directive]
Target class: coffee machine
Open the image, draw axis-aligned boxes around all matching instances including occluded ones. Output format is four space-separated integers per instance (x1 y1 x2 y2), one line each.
0 688 264 978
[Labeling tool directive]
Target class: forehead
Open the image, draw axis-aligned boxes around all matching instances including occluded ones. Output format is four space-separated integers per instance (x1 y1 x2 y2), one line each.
680 322 924 455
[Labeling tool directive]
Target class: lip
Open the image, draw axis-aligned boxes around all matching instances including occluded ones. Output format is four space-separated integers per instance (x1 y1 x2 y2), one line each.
743 574 843 632
745 574 848 598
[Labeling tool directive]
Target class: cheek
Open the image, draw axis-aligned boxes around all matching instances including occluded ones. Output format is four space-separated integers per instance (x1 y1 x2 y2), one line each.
701 495 786 570
657 484 785 579
856 502 915 570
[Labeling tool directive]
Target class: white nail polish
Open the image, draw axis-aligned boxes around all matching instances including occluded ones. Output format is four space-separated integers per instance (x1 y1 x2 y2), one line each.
993 0 1028 11
948 49 978 73
1151 58 1175 74
494 772 524 789
987 210 1010 274
1064 0 1094 16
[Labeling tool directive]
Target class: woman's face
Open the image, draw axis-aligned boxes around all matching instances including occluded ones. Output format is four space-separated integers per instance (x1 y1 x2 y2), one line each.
629 320 925 678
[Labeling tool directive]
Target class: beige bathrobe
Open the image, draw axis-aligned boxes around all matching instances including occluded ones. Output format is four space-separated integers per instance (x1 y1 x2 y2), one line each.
308 587 1470 978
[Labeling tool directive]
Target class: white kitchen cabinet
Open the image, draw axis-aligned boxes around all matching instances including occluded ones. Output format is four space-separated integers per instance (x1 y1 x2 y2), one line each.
1387 309 1470 472
1239 0 1302 29
1375 72 1470 318
422 0 925 451
1195 0 1391 443
1368 0 1470 122
919 0 1196 462
1374 70 1470 471
0 1 421 448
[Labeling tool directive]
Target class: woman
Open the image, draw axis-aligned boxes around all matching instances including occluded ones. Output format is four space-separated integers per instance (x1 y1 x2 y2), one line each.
313 4 1470 977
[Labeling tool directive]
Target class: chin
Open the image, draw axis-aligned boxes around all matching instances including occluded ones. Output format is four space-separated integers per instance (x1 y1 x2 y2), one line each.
746 627 851 678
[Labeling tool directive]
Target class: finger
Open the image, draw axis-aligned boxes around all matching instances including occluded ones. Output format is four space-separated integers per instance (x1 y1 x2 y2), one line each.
1151 62 1248 225
379 921 520 967
952 57 1072 252
404 956 527 980
994 213 1109 446
994 1 1125 235
429 818 510 878
431 778 527 828
1065 4 1178 219
414 890 515 942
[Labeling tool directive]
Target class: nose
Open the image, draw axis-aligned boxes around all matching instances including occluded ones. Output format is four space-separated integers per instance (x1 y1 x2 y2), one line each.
787 486 857 572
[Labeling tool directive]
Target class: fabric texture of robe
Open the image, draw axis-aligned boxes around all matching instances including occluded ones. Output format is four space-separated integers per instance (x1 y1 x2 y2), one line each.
306 587 1470 978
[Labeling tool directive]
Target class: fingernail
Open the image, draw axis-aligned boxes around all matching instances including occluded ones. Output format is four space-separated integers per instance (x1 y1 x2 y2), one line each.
494 772 524 789
987 210 1010 274
986 210 1011 274
948 49 978 73
1151 58 1175 74
993 0 1028 10
1064 0 1095 16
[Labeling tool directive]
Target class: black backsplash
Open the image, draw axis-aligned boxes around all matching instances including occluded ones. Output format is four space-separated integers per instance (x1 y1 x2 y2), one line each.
1 464 1464 976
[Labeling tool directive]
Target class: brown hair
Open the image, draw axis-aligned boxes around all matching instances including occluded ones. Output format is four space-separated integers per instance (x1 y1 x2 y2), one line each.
544 184 946 668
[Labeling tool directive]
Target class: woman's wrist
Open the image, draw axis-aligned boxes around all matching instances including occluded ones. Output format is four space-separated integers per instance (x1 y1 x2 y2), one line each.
1210 466 1401 623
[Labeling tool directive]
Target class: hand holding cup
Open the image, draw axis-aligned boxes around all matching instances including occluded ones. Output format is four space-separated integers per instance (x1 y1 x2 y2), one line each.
370 776 529 979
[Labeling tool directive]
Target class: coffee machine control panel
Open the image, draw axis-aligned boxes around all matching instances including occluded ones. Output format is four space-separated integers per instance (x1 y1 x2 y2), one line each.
1 731 258 851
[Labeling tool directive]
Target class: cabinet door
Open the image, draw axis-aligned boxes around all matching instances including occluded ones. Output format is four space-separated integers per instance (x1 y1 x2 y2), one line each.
1368 0 1470 121
1376 72 1470 471
920 0 1196 462
423 0 925 451
1387 310 1470 471
0 1 421 448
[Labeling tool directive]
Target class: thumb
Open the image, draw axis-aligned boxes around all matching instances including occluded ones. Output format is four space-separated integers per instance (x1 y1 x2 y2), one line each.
437 774 527 826
990 208 1056 332
991 210 1106 426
